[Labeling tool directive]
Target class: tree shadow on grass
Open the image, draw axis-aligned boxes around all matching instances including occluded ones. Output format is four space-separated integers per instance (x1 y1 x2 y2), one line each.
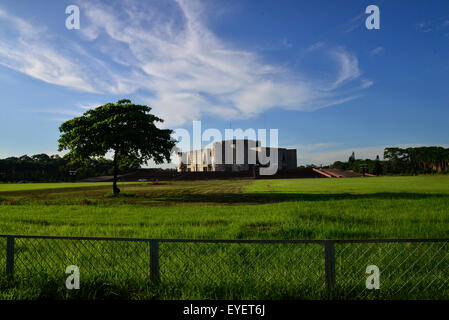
3 187 449 205
149 192 449 205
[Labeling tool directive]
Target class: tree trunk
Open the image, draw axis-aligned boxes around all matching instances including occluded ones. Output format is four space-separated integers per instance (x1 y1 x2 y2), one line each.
113 151 120 195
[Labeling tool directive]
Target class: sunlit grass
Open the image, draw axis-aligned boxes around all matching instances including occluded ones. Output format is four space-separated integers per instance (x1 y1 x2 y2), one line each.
0 176 448 239
1 176 449 299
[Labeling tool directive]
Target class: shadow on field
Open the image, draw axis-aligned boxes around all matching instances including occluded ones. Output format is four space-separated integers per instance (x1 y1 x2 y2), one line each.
153 192 449 204
2 185 448 205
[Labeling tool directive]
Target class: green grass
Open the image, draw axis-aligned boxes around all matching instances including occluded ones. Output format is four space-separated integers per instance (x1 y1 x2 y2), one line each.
246 175 449 195
0 181 142 192
1 176 448 239
0 175 448 299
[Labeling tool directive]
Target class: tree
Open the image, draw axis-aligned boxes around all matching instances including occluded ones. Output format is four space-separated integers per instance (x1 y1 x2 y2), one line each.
373 156 383 175
58 99 176 194
348 152 355 163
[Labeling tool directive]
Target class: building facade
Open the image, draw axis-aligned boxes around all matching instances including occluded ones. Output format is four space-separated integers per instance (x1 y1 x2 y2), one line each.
177 139 297 173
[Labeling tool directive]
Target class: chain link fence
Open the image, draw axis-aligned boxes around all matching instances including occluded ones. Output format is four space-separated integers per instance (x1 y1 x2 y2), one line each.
335 240 449 299
1 235 449 299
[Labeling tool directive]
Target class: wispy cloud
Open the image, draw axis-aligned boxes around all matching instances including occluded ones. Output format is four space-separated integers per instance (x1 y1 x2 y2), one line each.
307 41 325 51
416 22 432 33
0 8 96 92
31 103 104 122
36 109 83 117
76 102 103 110
0 0 371 126
327 48 361 90
370 46 384 56
342 13 364 33
416 15 449 33
281 37 293 48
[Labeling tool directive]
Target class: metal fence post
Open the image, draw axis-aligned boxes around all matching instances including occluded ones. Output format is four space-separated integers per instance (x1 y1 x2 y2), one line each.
324 240 336 295
150 240 160 285
6 236 15 278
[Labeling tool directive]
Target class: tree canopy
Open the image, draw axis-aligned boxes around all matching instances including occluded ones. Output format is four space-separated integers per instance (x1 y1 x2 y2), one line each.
58 99 176 194
0 154 139 182
331 146 449 175
384 146 449 174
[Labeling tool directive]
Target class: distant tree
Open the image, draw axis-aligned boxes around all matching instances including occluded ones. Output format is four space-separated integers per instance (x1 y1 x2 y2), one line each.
331 161 348 171
0 153 140 182
373 156 383 175
349 152 355 163
58 99 176 194
31 154 51 163
19 155 32 162
328 146 449 176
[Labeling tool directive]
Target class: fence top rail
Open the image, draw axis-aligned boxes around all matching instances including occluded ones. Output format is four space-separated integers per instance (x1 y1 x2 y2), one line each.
1 234 449 244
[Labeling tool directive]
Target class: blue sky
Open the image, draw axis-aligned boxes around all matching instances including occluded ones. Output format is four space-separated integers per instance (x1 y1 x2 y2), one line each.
0 0 448 166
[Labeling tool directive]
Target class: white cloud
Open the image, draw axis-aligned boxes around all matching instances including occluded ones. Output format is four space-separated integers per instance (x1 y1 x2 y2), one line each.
328 48 361 90
370 46 384 56
0 11 97 93
360 79 374 89
307 41 325 51
342 13 364 33
31 103 104 121
76 102 103 110
0 0 371 126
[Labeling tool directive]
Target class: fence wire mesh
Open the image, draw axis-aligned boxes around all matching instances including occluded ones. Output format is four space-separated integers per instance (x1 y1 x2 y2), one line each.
0 238 5 277
1 235 449 299
159 241 325 299
12 237 150 284
335 240 449 299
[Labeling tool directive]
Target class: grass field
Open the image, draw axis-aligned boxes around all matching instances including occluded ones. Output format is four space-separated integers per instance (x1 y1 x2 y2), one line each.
1 176 449 239
0 176 448 299
0 182 140 192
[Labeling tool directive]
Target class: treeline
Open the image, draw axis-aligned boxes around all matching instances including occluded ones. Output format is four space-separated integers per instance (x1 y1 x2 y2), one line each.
0 154 140 182
330 146 449 175
383 147 449 174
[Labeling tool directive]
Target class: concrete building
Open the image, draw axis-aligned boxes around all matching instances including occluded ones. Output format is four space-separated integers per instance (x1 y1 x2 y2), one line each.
177 139 297 173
